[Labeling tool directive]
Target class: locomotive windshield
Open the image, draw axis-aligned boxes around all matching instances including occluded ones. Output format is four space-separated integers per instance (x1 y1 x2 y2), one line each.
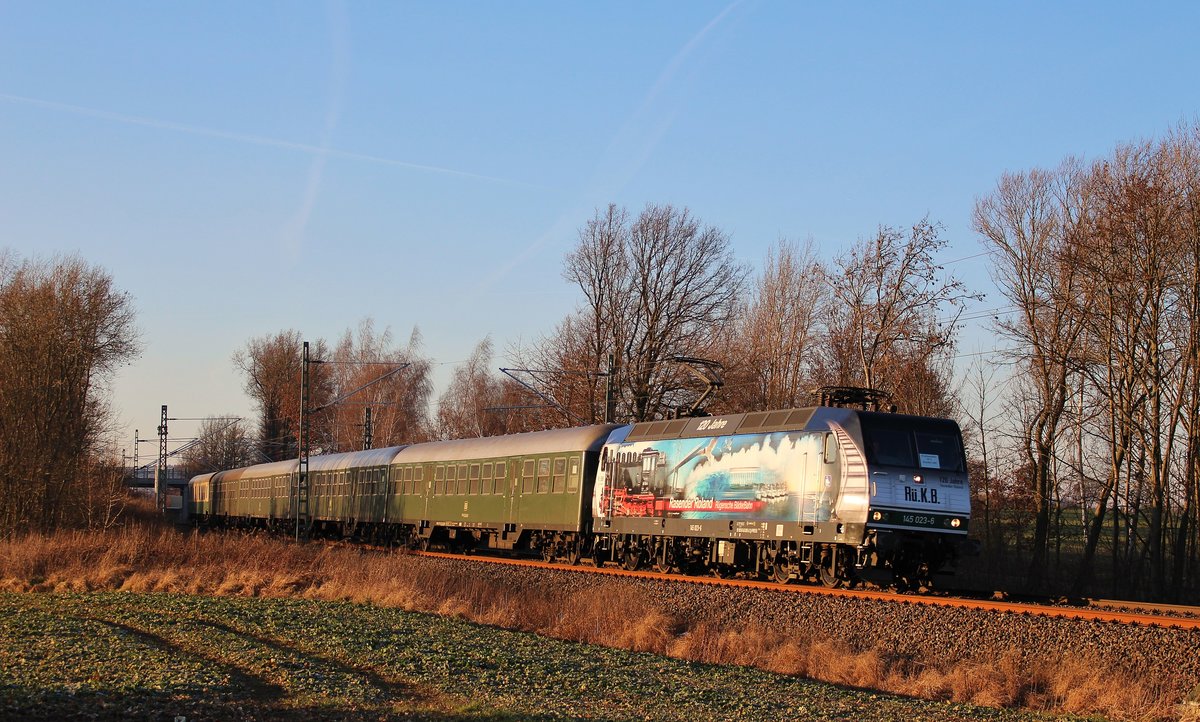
860 415 964 472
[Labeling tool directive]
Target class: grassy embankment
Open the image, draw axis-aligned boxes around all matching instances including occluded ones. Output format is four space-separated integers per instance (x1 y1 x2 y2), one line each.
0 506 1191 721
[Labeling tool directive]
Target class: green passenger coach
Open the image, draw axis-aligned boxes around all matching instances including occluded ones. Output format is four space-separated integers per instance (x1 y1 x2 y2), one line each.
392 425 621 560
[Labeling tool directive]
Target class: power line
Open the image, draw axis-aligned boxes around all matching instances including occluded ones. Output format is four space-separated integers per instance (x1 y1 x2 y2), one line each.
941 250 990 265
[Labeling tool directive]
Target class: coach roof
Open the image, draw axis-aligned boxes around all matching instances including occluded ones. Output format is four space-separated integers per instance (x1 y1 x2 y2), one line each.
308 445 408 472
394 424 623 464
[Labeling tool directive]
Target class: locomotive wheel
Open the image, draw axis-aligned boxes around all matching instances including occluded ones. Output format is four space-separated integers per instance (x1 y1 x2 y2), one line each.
622 547 642 571
818 550 844 588
653 543 678 574
542 544 555 563
772 552 792 584
566 539 583 566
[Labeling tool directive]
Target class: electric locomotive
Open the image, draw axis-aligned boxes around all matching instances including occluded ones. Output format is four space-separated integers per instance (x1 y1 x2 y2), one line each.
589 405 971 588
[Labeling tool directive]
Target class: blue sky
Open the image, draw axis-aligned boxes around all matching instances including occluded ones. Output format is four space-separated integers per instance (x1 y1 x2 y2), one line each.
2 1 1198 458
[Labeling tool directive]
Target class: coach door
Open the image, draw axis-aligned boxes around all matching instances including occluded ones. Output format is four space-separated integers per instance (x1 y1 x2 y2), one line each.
505 460 520 526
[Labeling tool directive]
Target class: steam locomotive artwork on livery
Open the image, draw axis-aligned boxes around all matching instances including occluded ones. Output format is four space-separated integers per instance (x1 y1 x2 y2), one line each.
188 401 973 590
598 432 839 521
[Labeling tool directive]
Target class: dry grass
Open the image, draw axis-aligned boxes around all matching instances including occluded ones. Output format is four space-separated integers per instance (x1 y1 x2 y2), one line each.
0 515 1190 721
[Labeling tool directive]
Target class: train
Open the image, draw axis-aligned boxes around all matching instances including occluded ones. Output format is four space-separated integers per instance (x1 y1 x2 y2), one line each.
187 404 973 589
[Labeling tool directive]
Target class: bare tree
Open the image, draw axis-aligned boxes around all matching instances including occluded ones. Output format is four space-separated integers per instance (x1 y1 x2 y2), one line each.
179 416 257 476
975 162 1090 589
435 337 524 439
328 320 432 451
527 203 747 424
0 253 139 535
233 331 333 461
724 239 827 412
823 218 978 413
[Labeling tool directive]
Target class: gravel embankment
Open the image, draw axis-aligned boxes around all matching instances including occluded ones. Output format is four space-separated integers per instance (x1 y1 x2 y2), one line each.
416 554 1200 687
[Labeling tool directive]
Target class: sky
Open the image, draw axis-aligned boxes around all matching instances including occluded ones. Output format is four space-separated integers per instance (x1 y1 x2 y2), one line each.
2 1 1198 463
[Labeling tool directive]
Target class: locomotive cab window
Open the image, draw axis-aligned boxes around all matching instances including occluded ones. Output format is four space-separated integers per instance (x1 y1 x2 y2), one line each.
861 416 964 471
863 428 915 467
914 431 964 471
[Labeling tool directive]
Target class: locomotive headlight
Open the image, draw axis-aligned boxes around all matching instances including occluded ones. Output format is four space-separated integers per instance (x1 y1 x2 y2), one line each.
913 474 923 484
872 511 883 522
950 518 962 528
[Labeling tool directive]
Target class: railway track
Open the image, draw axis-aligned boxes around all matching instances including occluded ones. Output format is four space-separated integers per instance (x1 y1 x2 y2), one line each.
416 549 1200 630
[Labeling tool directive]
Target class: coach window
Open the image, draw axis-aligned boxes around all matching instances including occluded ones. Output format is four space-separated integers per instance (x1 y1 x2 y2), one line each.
446 464 458 494
458 464 469 494
469 464 481 494
494 460 507 494
522 459 535 494
537 458 551 494
481 462 493 494
567 458 581 493
552 457 567 494
435 465 445 495
403 466 413 495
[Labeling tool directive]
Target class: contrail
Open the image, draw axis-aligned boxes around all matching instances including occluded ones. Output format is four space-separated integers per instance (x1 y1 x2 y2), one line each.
0 91 543 189
470 0 748 298
281 0 351 256
638 0 745 121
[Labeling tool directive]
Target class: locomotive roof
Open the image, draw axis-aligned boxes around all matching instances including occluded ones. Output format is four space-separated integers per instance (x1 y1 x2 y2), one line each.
622 406 866 442
395 424 622 463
